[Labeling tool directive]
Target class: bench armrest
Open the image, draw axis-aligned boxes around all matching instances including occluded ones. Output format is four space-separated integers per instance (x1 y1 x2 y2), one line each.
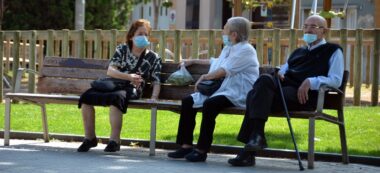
322 85 344 94
315 85 343 112
14 68 39 92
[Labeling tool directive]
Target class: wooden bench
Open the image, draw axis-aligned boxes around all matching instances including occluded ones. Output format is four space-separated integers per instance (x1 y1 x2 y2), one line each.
4 56 349 169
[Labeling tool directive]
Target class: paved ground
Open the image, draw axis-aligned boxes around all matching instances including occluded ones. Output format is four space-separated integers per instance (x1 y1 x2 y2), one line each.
0 139 379 173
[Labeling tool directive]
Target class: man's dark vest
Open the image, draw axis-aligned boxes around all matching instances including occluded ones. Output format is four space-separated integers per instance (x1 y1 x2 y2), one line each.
284 42 342 87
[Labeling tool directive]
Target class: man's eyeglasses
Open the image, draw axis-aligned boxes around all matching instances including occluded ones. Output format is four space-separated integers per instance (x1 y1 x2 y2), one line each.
302 25 324 29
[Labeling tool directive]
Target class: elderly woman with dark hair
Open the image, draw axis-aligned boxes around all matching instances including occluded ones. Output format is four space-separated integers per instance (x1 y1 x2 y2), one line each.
77 19 162 153
167 17 260 162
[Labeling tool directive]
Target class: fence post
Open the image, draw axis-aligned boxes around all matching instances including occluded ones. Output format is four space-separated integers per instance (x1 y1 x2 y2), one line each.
208 30 215 58
353 29 363 106
340 29 348 69
110 29 118 59
372 29 380 106
256 29 264 64
11 31 21 92
28 30 37 93
158 30 166 61
47 30 54 56
94 29 102 59
79 30 86 58
0 31 3 100
273 29 281 66
192 30 199 59
62 29 70 58
289 29 297 54
174 30 181 62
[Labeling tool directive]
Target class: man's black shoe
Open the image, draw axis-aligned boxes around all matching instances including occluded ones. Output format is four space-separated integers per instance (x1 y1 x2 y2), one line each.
228 150 255 167
77 138 98 152
104 140 120 152
167 147 193 158
185 150 207 162
244 133 267 151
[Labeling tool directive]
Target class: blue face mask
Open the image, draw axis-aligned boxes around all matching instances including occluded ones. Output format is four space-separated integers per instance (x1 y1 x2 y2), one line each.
133 35 150 48
303 34 317 44
222 35 231 46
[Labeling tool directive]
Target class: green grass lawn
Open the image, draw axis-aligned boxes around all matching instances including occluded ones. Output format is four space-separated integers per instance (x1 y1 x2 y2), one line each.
0 103 379 157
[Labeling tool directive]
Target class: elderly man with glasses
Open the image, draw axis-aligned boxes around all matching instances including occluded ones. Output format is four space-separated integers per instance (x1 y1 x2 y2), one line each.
228 15 344 167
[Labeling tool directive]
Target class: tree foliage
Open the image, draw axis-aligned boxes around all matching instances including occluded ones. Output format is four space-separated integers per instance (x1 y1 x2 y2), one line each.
85 0 137 30
1 0 137 30
2 0 74 30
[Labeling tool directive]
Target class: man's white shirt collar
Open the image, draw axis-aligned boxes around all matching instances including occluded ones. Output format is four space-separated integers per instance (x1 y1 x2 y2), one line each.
308 39 326 50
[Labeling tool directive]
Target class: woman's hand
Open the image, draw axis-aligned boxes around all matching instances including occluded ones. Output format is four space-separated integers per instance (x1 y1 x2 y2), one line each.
129 73 144 88
194 74 207 92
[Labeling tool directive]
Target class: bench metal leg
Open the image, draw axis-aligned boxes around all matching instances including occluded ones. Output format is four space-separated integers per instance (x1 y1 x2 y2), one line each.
149 106 157 156
4 98 11 146
308 117 315 169
40 104 49 142
338 110 349 164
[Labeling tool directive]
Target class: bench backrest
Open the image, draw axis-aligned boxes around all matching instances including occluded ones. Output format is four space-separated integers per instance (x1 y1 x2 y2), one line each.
37 57 108 95
36 56 208 100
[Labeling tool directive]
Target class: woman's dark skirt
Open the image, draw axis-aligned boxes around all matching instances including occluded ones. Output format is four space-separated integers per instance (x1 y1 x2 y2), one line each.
78 88 131 113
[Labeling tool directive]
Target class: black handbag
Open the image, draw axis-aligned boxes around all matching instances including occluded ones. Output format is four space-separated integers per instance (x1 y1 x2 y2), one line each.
90 78 132 92
197 79 223 96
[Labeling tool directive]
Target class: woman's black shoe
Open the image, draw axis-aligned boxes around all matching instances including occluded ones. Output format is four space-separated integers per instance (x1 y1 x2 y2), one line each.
77 138 98 152
167 147 193 158
228 150 255 167
104 140 120 152
185 150 207 162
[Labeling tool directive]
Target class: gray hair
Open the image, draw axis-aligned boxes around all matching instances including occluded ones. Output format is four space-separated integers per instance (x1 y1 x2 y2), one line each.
226 17 251 42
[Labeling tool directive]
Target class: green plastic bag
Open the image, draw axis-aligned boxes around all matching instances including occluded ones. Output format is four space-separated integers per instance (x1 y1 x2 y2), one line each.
166 65 193 86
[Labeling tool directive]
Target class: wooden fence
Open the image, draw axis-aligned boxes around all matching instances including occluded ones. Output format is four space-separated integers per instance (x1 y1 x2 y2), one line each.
0 29 379 106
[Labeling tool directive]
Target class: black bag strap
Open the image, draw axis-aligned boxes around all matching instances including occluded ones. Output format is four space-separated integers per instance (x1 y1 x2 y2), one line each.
130 49 147 73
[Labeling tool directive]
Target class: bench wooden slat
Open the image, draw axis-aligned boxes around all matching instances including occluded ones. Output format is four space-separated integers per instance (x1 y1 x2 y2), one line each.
158 84 194 100
37 78 92 94
41 67 107 79
43 56 109 69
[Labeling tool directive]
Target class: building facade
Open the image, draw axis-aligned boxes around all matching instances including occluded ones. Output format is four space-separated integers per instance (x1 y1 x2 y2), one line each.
131 0 377 30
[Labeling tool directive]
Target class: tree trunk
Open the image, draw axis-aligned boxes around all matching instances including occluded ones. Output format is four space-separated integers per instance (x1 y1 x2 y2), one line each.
75 0 86 30
0 0 4 30
153 0 161 29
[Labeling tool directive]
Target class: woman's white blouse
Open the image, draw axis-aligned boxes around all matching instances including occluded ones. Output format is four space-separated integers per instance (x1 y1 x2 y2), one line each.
191 41 259 108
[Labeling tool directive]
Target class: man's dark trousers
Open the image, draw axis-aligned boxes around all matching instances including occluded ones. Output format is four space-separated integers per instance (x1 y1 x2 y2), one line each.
237 74 318 143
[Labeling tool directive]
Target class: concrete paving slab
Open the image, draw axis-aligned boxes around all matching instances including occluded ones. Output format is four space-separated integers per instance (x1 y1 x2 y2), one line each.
0 139 379 173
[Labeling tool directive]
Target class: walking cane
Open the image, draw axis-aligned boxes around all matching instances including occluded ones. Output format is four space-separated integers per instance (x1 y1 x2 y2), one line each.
275 69 305 171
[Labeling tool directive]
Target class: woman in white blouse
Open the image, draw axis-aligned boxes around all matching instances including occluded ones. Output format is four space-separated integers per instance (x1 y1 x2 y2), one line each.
167 17 260 162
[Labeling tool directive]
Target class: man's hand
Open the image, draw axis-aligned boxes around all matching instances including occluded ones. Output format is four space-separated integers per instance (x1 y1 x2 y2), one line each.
297 79 311 104
278 74 285 81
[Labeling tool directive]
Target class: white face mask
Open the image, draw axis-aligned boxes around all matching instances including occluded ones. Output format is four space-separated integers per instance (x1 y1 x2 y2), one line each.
303 34 317 44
